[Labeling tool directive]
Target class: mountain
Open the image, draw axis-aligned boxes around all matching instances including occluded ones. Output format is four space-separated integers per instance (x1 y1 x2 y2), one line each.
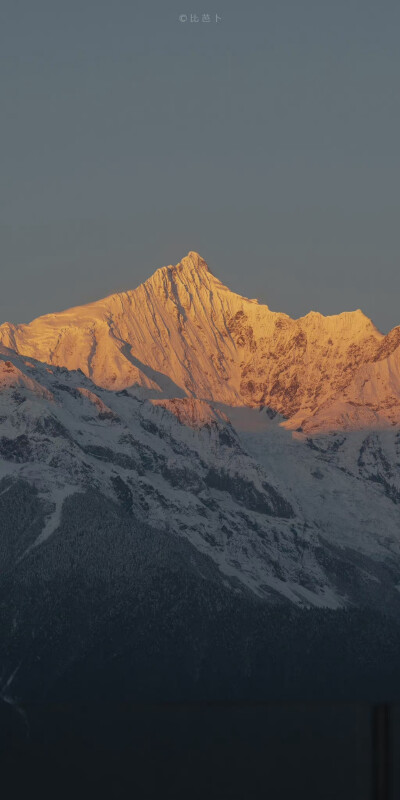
1 251 399 432
1 253 400 711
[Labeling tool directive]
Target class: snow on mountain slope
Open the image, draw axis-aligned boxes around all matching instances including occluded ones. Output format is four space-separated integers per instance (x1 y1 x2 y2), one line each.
150 397 231 428
229 407 400 562
1 349 400 610
1 251 399 432
0 349 308 605
0 355 53 400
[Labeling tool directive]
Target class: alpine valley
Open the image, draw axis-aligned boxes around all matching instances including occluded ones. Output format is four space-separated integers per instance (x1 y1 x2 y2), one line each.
1 252 400 713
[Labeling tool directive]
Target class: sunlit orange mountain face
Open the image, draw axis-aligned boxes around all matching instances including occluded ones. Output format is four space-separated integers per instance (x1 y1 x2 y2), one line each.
1 251 399 433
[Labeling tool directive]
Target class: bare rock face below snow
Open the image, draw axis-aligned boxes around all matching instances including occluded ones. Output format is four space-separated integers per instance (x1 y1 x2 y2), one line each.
1 251 399 432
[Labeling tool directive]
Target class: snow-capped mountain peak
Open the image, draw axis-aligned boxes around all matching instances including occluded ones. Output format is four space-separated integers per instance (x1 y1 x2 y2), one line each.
0 252 399 432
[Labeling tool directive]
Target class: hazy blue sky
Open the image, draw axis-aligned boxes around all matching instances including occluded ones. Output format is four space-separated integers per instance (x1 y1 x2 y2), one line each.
1 0 399 332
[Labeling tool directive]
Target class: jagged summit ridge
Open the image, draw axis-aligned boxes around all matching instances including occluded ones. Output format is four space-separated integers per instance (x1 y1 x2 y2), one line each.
140 250 242 309
142 251 210 291
0 251 399 431
176 250 210 273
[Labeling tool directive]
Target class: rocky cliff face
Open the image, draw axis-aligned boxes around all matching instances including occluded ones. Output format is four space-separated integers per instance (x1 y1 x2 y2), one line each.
1 251 399 432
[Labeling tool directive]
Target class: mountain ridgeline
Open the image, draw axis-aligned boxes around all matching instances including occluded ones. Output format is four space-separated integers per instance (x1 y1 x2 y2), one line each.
1 251 399 432
0 251 400 708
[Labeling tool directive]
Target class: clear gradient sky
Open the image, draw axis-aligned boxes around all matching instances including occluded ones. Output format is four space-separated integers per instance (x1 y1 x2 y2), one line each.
1 0 399 333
